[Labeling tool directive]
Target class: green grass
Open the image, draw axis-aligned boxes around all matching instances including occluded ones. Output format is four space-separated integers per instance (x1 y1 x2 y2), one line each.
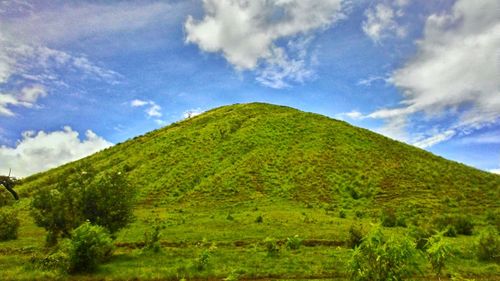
1 102 499 280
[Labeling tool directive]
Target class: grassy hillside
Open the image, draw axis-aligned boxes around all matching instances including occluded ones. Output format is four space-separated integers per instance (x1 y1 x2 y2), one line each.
19 102 499 216
2 102 500 280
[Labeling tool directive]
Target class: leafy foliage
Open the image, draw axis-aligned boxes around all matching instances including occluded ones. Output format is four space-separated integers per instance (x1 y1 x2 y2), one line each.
475 226 499 262
143 218 163 253
30 167 135 243
349 228 419 281
0 207 19 241
434 214 474 236
66 222 114 273
285 235 302 250
346 224 365 249
426 232 452 278
263 237 280 257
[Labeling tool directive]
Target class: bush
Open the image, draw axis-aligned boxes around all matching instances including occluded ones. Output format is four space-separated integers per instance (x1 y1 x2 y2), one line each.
349 228 419 281
30 250 70 272
255 215 263 223
426 232 452 278
30 167 136 243
0 188 15 207
434 214 474 236
346 224 365 249
476 226 499 262
0 207 20 241
285 235 302 250
263 237 279 257
380 208 406 227
66 222 114 273
339 209 346 218
409 224 434 250
143 219 163 253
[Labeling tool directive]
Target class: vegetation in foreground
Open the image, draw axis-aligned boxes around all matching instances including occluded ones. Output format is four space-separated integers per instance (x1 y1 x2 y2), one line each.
1 103 499 280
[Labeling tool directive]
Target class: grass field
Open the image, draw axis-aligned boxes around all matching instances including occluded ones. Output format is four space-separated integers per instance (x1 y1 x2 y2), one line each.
1 103 499 280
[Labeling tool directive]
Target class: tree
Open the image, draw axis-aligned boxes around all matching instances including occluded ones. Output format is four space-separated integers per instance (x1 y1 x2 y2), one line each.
30 165 136 244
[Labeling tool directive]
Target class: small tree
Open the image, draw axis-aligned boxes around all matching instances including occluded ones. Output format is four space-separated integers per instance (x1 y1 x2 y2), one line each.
426 232 452 280
0 207 20 241
66 222 114 273
349 228 419 281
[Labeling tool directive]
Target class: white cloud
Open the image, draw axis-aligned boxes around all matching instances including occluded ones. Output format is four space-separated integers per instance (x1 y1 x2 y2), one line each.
367 0 500 148
413 129 456 148
0 85 47 116
362 3 407 43
183 108 204 119
0 126 112 177
335 110 364 121
490 169 500 175
185 0 346 88
130 99 162 118
131 99 148 107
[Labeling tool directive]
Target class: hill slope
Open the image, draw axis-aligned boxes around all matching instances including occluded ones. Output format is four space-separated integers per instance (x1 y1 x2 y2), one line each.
18 102 499 218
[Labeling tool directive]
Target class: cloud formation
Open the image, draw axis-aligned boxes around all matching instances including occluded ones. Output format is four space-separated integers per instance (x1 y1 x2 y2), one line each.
368 0 500 147
362 2 407 43
0 84 47 116
0 126 112 177
185 0 346 88
131 99 162 118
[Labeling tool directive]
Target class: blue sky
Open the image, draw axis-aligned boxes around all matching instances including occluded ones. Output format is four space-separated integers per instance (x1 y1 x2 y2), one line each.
0 0 499 177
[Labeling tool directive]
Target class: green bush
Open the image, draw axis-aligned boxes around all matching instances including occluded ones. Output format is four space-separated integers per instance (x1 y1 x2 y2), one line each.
434 214 474 236
475 226 499 262
339 209 346 218
263 237 279 257
30 167 136 243
0 188 15 207
67 222 114 273
380 208 406 227
194 249 211 271
143 220 163 253
349 228 419 281
426 232 452 279
30 250 70 272
0 207 20 241
409 224 433 250
255 215 263 223
346 224 365 249
285 235 302 250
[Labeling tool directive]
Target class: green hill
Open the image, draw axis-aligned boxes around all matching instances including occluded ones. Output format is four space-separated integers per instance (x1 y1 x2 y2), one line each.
19 102 499 216
3 102 500 280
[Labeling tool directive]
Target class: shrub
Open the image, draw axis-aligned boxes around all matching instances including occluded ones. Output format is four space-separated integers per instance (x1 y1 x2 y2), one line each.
66 222 114 273
285 235 302 250
409 224 433 250
433 214 474 236
143 219 163 253
346 224 365 249
30 167 136 243
30 250 70 272
380 208 406 227
349 228 419 281
0 188 15 207
255 215 263 223
339 209 346 218
195 249 211 271
475 226 499 262
0 207 20 241
426 232 452 279
263 237 279 257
